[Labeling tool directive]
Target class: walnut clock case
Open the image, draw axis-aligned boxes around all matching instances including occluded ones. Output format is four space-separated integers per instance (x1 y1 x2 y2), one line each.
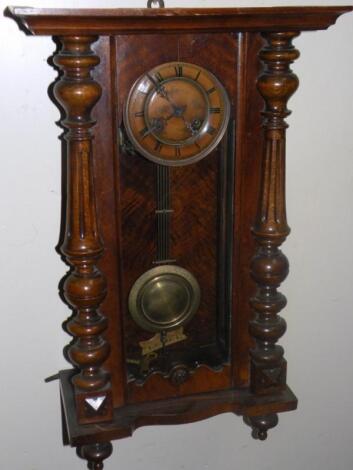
7 6 352 469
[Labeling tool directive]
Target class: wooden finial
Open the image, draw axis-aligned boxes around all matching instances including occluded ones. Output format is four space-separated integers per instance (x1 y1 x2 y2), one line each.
78 442 113 470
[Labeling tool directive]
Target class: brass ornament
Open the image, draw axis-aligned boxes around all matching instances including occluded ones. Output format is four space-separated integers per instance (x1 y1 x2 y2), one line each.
128 265 200 333
139 327 187 355
169 365 190 386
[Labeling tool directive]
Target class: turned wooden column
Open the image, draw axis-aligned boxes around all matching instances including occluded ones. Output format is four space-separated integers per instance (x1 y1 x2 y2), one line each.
249 32 300 396
53 35 113 424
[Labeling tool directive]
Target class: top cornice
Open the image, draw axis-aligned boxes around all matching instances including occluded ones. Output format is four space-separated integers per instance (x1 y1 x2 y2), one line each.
5 6 353 36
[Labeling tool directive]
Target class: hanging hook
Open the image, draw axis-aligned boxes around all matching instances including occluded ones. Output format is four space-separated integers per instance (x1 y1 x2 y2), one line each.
147 0 165 8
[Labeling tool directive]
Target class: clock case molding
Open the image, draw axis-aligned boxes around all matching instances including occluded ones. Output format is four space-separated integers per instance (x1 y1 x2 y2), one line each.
7 6 352 469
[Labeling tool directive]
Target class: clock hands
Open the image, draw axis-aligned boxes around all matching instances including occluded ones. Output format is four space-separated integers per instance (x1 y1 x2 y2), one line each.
147 74 172 102
145 75 205 139
147 74 184 114
147 75 204 137
159 90 184 117
140 114 174 138
152 87 203 136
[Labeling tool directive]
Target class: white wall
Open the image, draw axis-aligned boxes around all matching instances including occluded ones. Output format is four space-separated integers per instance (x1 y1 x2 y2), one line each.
1 1 352 469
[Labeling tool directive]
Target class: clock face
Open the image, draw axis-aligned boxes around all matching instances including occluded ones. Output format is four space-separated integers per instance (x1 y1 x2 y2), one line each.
124 62 230 166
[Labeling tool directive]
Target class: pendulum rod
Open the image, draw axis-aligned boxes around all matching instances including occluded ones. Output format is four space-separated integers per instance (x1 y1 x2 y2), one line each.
154 164 175 264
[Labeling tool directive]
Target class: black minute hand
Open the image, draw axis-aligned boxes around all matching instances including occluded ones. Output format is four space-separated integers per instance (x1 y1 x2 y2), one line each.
147 73 167 97
147 74 180 108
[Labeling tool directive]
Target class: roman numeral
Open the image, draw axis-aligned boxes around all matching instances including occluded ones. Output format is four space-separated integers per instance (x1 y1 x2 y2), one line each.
175 65 183 77
155 72 164 83
206 87 216 95
195 141 201 150
207 126 216 135
175 146 181 157
209 107 221 114
147 73 158 86
154 141 163 153
194 70 201 81
134 111 144 117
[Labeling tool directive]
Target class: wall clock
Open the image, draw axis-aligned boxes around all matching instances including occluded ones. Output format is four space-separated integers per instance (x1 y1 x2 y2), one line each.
7 5 352 469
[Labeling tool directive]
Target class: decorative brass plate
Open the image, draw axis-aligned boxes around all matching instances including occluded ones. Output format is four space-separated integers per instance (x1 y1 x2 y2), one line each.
128 265 200 333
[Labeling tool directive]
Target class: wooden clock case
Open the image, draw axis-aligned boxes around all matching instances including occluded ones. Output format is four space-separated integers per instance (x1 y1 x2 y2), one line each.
7 5 352 469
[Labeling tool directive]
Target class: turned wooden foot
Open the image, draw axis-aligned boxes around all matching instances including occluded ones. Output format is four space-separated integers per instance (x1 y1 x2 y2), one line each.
244 414 279 440
77 442 113 469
